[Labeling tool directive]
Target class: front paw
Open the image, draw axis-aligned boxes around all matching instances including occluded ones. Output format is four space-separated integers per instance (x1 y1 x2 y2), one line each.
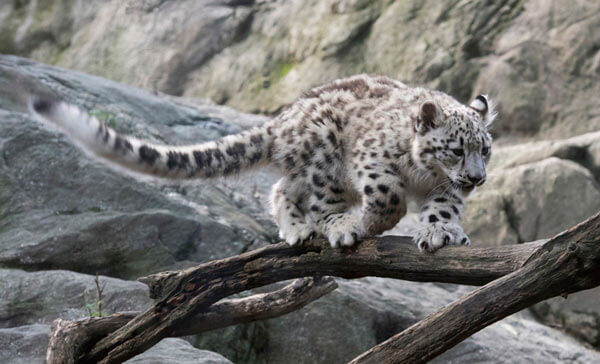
413 223 470 253
325 214 365 248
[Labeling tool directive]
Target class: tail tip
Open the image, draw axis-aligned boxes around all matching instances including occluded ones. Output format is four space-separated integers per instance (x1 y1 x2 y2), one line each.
28 95 62 117
31 97 53 114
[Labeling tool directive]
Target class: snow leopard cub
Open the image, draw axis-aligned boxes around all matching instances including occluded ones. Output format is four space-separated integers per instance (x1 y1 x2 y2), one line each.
30 74 496 252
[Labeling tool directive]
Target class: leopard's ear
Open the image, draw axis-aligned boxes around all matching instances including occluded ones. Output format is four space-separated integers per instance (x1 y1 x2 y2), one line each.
469 94 497 128
415 101 440 134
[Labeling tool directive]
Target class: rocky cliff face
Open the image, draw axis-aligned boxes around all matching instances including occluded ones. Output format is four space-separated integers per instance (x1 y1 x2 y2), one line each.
2 0 600 362
2 0 600 139
1 55 600 363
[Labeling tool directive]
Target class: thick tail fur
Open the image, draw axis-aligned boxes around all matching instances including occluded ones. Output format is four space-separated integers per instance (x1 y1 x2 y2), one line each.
28 98 273 179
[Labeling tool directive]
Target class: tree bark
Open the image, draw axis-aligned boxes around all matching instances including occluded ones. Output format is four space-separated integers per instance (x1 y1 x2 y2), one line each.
46 277 336 363
83 236 545 364
46 211 600 364
350 212 600 363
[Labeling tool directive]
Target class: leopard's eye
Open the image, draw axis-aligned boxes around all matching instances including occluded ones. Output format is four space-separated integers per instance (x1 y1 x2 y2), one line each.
451 148 463 157
482 146 490 156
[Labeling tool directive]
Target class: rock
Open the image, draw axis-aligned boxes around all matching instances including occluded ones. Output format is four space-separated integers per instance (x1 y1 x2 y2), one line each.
457 131 600 247
488 131 600 177
0 325 231 364
0 324 49 364
463 157 600 245
460 191 519 246
458 132 600 350
3 1 599 138
0 55 277 279
0 43 599 363
496 158 600 242
532 289 600 349
475 0 600 138
0 0 256 98
193 278 600 363
435 312 600 364
0 269 150 328
126 338 233 364
0 268 229 363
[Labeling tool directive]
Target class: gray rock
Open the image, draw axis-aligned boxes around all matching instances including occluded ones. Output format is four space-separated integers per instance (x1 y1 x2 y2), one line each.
0 324 49 364
126 338 233 364
488 131 600 178
532 289 600 349
0 325 231 364
0 55 277 279
0 29 599 363
0 267 228 363
3 1 599 138
194 278 600 363
463 157 600 245
0 269 150 328
435 312 600 364
454 133 600 350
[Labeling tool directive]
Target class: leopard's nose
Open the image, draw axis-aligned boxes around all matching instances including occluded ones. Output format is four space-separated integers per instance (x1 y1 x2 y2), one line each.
468 174 485 186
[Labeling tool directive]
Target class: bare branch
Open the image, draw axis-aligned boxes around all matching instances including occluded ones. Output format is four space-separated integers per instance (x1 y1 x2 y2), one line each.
349 212 600 363
82 235 546 364
45 277 336 363
46 211 600 364
175 276 337 336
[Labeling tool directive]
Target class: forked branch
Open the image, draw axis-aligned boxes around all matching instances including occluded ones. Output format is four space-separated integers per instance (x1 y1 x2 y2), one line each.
46 277 337 363
350 213 600 363
45 211 600 364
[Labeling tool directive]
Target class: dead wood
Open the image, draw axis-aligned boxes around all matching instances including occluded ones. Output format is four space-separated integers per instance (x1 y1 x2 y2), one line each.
350 212 600 363
45 277 336 363
45 211 600 364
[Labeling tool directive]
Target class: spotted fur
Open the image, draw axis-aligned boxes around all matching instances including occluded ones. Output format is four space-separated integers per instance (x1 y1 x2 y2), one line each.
29 74 496 252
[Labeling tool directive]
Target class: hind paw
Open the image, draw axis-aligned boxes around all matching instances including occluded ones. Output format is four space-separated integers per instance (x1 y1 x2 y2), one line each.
280 223 317 246
325 214 365 248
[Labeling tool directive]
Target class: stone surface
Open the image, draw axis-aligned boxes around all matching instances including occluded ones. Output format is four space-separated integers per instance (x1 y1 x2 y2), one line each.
0 269 150 328
0 55 277 280
0 324 49 364
0 325 231 364
532 289 600 349
126 338 233 364
464 157 600 245
2 0 599 138
0 49 599 362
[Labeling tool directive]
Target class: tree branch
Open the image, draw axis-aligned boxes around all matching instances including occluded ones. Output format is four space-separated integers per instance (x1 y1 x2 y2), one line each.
80 235 546 363
349 212 600 363
46 277 337 363
46 211 600 364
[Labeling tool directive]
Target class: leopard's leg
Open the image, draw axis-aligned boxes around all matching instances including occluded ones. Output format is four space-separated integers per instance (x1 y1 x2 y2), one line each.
413 191 469 252
354 164 407 237
270 178 315 245
306 163 407 248
303 172 361 248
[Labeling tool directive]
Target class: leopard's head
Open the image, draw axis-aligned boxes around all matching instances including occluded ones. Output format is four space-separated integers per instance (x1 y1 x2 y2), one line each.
412 94 496 191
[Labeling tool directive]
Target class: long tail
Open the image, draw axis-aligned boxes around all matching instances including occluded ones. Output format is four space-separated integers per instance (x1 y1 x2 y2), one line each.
28 98 273 179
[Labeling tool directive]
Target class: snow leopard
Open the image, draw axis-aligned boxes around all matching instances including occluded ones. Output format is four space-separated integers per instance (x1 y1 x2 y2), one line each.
29 74 496 252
